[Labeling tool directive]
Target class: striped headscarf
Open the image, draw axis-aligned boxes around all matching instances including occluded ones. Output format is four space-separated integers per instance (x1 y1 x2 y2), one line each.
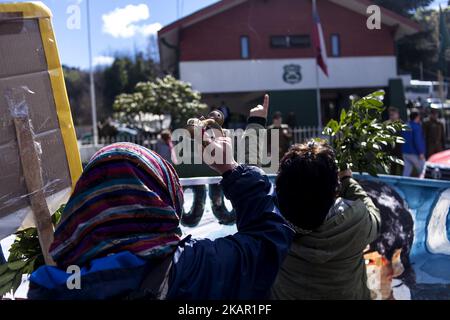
50 143 184 268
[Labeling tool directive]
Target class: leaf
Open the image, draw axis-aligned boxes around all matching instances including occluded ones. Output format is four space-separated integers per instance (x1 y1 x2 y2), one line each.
322 127 333 136
12 273 23 294
365 99 384 107
7 260 27 271
0 264 8 276
340 109 347 123
24 257 37 274
372 143 381 151
367 166 379 177
381 163 390 174
396 137 406 144
0 272 15 287
0 281 13 296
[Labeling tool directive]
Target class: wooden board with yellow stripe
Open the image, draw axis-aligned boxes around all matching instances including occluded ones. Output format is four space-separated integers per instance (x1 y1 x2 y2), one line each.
0 2 82 239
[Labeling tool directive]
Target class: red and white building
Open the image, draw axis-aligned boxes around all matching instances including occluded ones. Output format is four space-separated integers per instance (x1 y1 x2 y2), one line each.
158 0 420 126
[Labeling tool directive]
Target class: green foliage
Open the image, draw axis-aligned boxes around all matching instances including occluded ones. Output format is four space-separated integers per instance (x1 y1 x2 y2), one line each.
113 75 208 129
63 51 159 126
322 91 407 176
373 0 433 17
63 66 92 126
103 53 160 113
0 206 64 297
370 3 448 81
397 8 441 80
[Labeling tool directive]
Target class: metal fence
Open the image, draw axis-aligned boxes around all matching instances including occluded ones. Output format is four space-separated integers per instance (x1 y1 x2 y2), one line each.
78 135 158 163
445 120 450 146
78 123 450 164
78 127 325 162
291 126 324 144
80 135 158 148
293 123 450 147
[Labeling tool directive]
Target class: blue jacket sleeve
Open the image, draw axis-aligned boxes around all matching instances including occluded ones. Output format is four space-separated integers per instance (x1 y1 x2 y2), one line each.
413 123 426 155
166 165 294 300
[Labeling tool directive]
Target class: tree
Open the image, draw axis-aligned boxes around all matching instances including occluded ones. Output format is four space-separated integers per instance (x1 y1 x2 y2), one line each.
64 50 161 127
103 53 160 113
128 52 160 91
373 0 433 17
103 57 132 112
113 75 208 129
64 65 108 125
397 9 438 79
0 206 64 296
371 1 441 81
64 66 97 126
64 66 87 125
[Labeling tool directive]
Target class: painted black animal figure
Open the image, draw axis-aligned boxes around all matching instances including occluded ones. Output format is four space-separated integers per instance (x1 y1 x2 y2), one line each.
359 180 416 287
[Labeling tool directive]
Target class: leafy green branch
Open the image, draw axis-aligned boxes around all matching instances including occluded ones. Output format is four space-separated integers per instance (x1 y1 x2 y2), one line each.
0 206 63 297
322 91 407 176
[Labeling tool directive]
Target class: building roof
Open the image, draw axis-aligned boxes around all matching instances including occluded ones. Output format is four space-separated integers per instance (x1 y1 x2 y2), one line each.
159 0 420 37
158 0 421 72
329 0 421 38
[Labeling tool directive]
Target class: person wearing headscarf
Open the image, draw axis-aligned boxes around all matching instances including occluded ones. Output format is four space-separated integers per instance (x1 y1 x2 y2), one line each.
155 129 178 164
28 96 294 300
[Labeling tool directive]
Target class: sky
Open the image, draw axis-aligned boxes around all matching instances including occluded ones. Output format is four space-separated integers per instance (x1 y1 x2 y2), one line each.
0 0 445 69
0 0 219 69
432 0 450 9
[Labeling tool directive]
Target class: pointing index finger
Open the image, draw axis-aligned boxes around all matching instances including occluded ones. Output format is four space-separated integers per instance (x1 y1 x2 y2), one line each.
263 94 270 113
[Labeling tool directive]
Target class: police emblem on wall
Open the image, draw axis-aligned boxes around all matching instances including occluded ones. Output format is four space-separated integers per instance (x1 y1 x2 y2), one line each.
283 64 302 84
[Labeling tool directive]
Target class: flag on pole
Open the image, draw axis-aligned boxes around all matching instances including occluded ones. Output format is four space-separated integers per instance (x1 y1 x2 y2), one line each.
439 6 450 76
312 0 329 77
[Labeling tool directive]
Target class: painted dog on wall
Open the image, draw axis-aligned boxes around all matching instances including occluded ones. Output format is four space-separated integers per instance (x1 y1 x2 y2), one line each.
359 180 415 300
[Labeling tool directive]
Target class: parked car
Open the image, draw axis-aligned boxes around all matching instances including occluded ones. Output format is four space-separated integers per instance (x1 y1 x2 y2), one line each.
424 150 450 180
425 98 450 110
405 80 448 104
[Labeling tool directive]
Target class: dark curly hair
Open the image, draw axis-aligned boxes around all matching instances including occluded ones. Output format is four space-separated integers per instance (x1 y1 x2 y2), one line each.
276 140 339 231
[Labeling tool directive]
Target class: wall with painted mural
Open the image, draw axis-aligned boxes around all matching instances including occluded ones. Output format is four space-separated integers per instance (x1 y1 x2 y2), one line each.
357 175 450 300
180 175 450 300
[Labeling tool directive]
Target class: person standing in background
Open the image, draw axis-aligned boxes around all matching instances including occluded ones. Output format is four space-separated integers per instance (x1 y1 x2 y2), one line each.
423 109 446 159
402 110 426 177
386 107 404 175
218 101 231 128
268 112 293 160
155 130 177 164
286 112 298 129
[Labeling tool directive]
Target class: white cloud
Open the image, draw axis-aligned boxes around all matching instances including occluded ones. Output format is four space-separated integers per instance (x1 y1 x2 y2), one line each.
102 4 162 38
429 0 449 10
93 55 114 66
139 22 163 37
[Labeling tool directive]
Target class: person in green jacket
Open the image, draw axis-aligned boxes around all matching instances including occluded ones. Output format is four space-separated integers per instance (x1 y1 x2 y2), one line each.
271 141 381 300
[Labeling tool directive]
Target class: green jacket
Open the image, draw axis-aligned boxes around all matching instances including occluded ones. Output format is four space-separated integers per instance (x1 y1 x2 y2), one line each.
271 178 381 300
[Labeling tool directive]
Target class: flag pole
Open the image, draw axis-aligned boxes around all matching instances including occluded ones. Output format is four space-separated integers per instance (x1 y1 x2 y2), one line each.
315 58 322 127
438 5 449 105
87 0 98 146
439 70 445 104
439 6 444 104
313 0 322 127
